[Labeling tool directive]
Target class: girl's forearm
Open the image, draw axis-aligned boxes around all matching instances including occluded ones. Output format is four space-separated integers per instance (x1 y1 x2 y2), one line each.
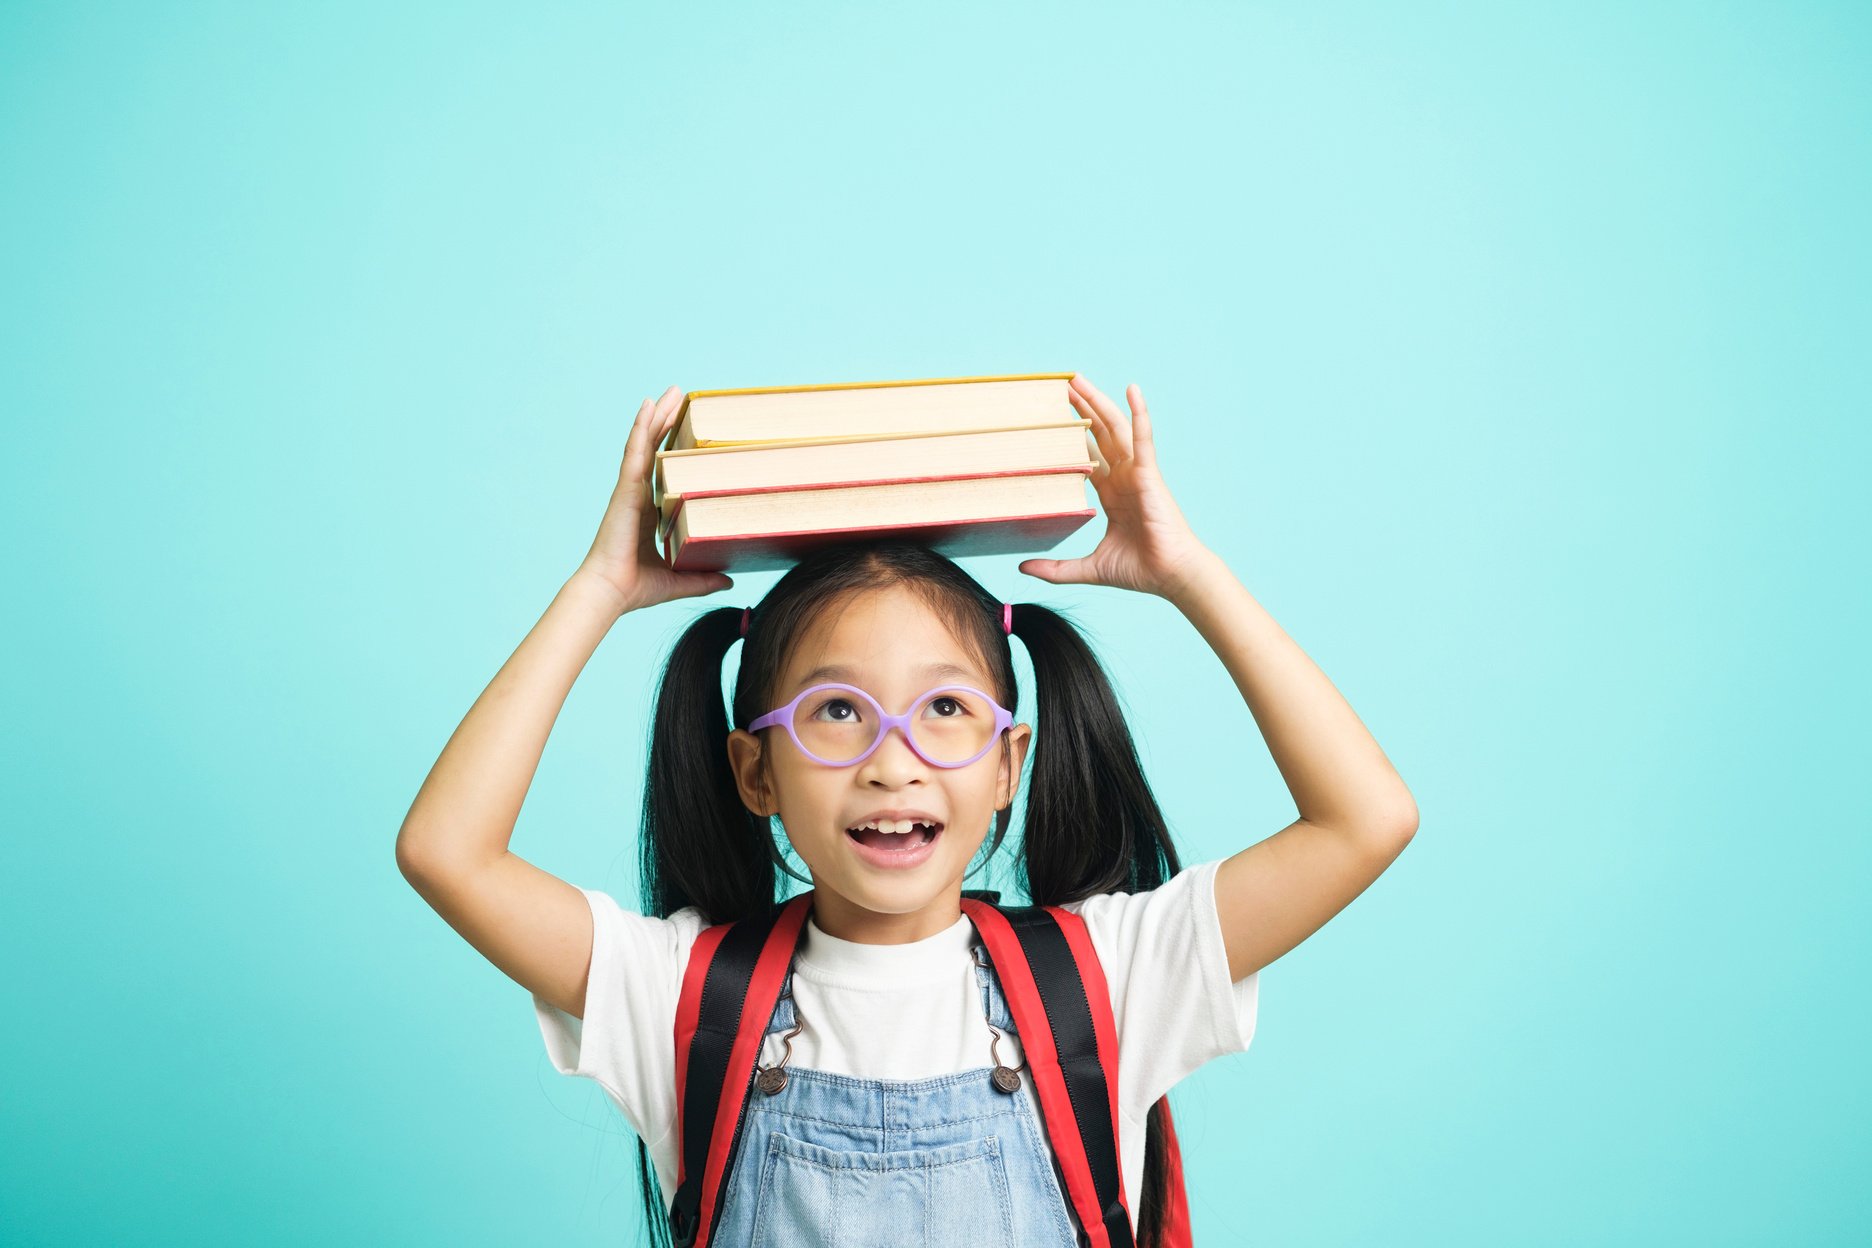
396 571 630 876
1164 548 1416 838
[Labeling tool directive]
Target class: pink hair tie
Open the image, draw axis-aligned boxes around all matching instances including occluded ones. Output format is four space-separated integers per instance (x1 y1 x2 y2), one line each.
740 607 750 638
1002 602 1013 635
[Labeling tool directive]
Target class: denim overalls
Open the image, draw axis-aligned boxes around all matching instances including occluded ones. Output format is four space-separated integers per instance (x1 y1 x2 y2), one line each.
707 942 1084 1246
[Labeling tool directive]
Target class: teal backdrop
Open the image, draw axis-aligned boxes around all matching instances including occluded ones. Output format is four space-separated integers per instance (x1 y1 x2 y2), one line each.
4 2 1866 1244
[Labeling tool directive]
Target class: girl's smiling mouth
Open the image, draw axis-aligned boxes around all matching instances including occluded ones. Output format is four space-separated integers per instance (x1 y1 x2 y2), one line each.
844 818 944 869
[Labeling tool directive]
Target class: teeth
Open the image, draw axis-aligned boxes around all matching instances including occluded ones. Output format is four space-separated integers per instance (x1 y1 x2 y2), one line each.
848 818 935 835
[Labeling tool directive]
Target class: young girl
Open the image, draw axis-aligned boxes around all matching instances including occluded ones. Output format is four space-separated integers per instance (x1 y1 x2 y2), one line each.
398 374 1418 1246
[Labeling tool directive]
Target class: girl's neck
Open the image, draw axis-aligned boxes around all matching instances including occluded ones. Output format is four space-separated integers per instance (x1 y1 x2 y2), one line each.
809 889 964 944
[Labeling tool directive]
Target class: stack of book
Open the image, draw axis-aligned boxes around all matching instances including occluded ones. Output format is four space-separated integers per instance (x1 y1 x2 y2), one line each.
650 373 1098 572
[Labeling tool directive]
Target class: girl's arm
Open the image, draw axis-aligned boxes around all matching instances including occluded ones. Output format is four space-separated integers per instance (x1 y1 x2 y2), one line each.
396 386 731 1018
1021 375 1416 983
1164 549 1417 981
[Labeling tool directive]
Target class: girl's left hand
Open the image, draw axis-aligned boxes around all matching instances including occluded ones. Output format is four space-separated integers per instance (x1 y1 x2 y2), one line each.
1019 374 1213 600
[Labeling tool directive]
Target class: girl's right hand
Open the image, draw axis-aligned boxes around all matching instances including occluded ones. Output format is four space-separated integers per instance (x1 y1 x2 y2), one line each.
574 385 734 616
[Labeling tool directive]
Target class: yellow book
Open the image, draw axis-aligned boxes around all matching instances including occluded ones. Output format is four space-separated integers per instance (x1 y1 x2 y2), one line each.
661 372 1078 450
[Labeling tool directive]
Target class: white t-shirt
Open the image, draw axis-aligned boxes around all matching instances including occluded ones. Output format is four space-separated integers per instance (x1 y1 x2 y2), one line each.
533 857 1259 1237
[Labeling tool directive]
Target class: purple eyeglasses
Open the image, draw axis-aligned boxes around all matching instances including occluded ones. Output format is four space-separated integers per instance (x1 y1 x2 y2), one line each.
747 682 1014 768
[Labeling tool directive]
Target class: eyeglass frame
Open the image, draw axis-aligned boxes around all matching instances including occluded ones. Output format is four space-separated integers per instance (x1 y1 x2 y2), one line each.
746 682 1014 769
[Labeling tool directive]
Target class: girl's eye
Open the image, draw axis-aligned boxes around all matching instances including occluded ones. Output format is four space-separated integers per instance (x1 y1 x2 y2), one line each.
813 697 861 722
928 696 964 717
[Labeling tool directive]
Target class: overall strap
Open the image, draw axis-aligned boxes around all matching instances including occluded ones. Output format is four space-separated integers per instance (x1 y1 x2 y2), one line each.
960 898 1135 1248
668 891 813 1248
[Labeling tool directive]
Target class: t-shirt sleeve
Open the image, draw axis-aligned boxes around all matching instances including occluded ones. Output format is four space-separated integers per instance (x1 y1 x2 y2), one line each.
531 887 702 1148
1064 857 1259 1123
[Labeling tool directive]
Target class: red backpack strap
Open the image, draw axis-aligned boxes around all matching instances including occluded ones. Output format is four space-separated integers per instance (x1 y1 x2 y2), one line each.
1157 1099 1193 1246
960 898 1134 1248
668 892 813 1248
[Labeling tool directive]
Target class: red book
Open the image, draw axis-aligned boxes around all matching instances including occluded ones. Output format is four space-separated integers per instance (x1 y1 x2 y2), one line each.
658 465 1096 573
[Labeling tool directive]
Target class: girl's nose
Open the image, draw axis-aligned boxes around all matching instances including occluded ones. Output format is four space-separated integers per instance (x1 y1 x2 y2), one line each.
858 723 930 778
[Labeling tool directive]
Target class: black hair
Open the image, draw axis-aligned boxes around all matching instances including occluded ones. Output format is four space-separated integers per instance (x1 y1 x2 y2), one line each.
630 537 1186 1247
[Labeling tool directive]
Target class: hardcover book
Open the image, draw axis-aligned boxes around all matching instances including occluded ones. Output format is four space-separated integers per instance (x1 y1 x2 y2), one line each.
664 373 1078 449
657 466 1095 573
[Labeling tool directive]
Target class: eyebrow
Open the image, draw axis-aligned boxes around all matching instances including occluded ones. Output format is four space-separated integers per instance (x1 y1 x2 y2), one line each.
792 660 979 691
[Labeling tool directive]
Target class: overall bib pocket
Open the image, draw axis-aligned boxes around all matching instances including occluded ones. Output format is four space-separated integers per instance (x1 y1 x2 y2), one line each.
747 1129 1016 1247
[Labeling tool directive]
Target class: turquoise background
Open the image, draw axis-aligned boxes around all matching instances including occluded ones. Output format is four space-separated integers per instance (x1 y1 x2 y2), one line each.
4 1 1867 1243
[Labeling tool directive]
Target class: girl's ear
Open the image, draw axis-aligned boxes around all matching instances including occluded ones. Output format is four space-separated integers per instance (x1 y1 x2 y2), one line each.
726 729 779 817
996 723 1033 810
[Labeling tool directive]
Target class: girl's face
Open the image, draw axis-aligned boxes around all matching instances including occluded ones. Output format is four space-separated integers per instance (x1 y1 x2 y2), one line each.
726 584 1032 944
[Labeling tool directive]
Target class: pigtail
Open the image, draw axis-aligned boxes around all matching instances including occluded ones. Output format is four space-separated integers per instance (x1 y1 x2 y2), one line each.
633 605 791 1248
1010 601 1182 904
1009 600 1187 1248
640 605 779 925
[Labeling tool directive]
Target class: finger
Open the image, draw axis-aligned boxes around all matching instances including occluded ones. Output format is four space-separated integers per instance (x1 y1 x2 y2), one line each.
1018 557 1090 585
628 474 661 550
1127 384 1158 471
638 499 672 563
620 396 657 481
1066 387 1118 472
674 571 733 598
1070 373 1134 461
654 384 683 430
1066 392 1122 520
624 386 686 492
638 450 663 529
620 402 666 554
645 386 685 491
1078 377 1130 462
645 386 684 457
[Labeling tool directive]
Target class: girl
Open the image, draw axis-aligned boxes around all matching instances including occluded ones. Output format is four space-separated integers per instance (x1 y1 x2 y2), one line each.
397 374 1418 1246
